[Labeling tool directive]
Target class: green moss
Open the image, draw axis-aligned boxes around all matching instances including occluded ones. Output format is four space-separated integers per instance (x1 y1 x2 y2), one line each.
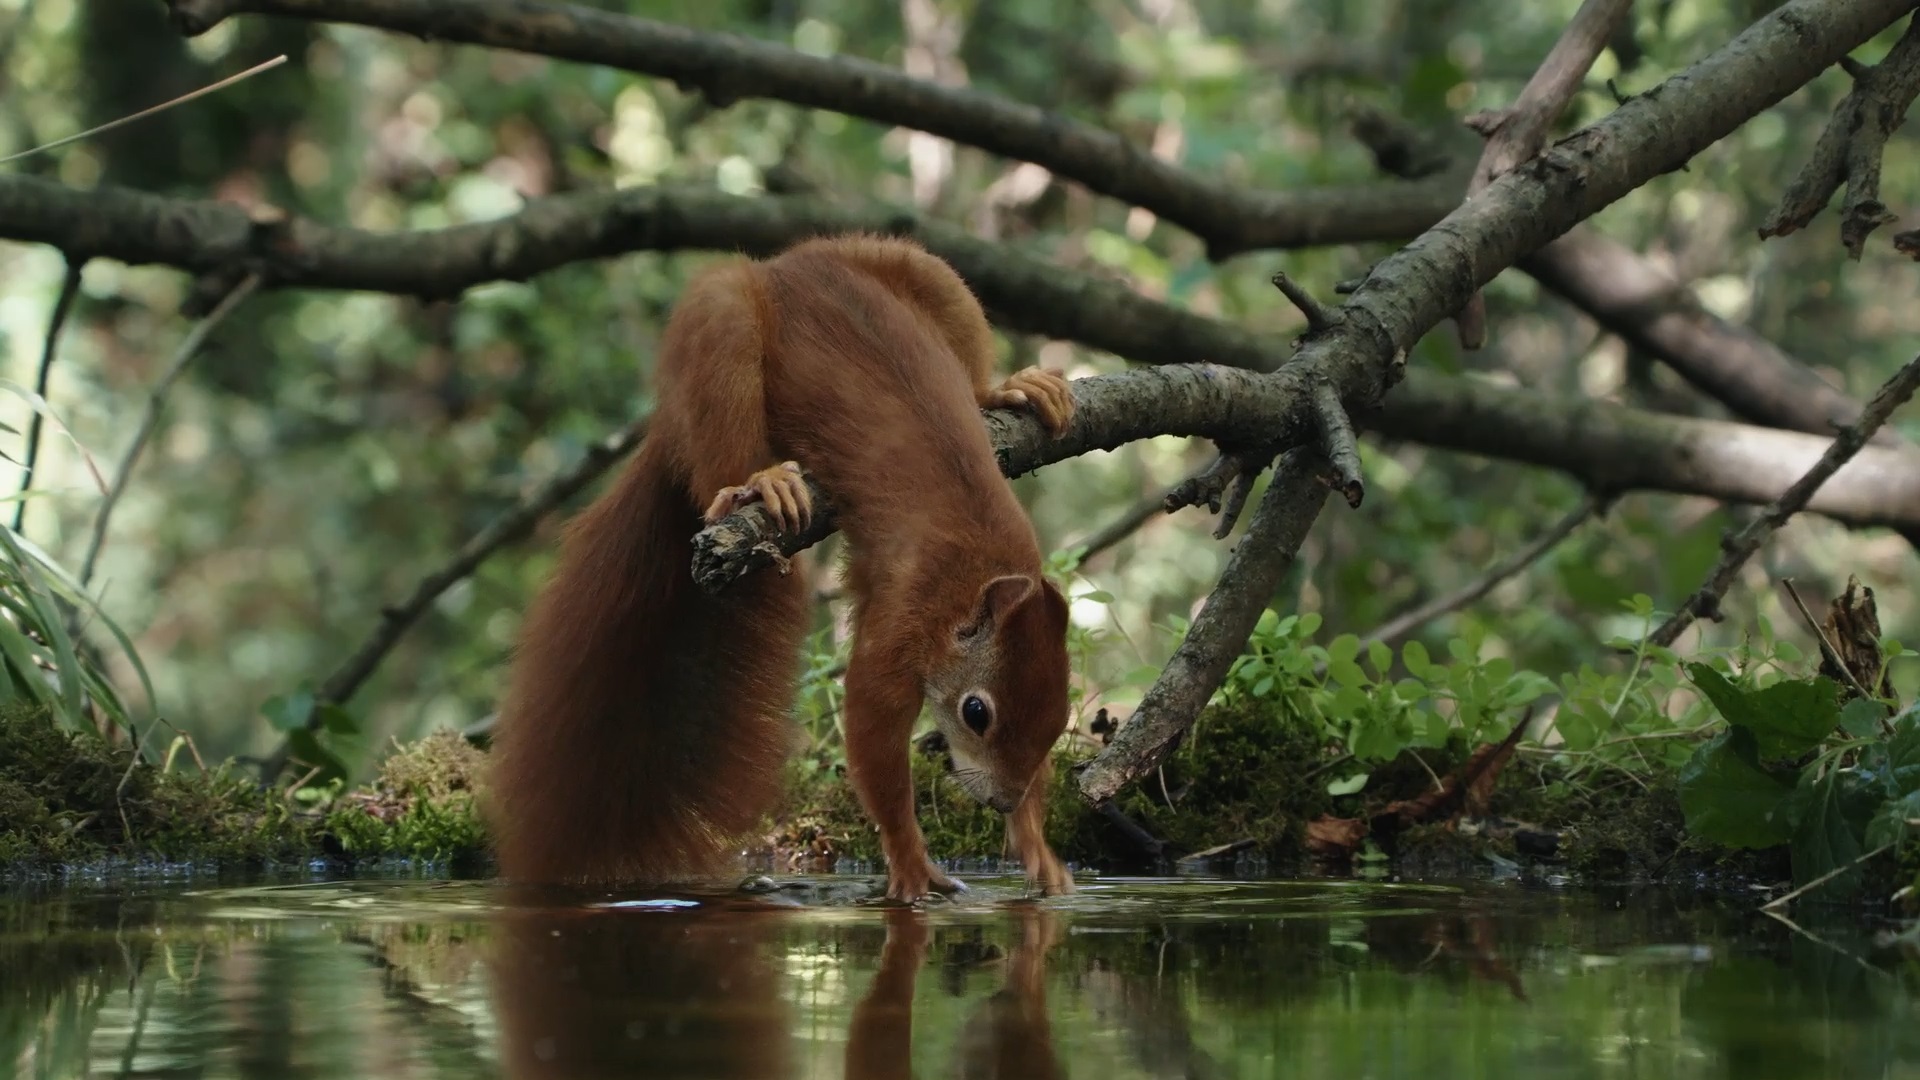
1106 695 1333 863
0 700 313 870
320 731 491 866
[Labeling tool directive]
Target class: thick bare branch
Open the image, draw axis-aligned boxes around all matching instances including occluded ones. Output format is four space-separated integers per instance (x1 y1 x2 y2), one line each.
1522 229 1888 440
7 169 1920 554
1648 351 1920 647
1455 0 1635 347
1075 449 1331 804
163 0 1458 257
1760 15 1920 257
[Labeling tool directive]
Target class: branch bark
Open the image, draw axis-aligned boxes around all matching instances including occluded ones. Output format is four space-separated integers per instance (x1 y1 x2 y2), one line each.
1075 450 1332 804
1454 0 1634 348
1759 13 1920 257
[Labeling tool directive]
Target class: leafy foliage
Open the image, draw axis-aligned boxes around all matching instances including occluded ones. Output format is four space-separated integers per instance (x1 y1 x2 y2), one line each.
1674 654 1920 901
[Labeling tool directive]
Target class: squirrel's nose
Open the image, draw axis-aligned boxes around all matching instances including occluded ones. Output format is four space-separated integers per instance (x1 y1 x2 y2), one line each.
987 793 1019 814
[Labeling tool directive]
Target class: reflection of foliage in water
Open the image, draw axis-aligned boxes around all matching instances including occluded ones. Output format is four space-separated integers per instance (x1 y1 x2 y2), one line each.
5 878 1920 1079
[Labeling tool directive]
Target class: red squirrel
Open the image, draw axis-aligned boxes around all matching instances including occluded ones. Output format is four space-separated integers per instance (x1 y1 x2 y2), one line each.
486 233 1077 902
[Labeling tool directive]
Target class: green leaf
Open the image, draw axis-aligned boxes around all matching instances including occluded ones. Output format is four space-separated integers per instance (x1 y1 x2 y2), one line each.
262 687 317 733
1866 790 1920 850
1252 675 1275 698
1079 589 1114 604
317 703 360 736
1328 658 1367 689
1367 639 1392 678
1401 640 1434 680
1685 663 1840 761
1328 634 1360 666
1676 729 1799 849
1787 768 1865 900
1839 697 1888 738
1554 706 1597 753
286 729 349 784
1297 612 1322 637
1326 772 1370 796
1887 714 1920 795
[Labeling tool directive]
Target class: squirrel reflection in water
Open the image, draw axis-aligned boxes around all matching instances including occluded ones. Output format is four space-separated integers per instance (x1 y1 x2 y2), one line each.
488 897 1066 1080
845 905 1065 1080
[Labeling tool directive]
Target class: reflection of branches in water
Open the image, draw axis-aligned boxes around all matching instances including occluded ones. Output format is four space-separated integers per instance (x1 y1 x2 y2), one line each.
336 925 495 1067
1081 940 1224 1080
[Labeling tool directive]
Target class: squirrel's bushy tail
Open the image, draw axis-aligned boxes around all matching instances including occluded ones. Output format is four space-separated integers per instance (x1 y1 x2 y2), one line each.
486 438 809 885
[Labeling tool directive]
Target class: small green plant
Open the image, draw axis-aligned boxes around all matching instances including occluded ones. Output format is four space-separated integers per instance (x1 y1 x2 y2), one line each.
0 523 155 743
1217 609 1555 793
1674 646 1920 901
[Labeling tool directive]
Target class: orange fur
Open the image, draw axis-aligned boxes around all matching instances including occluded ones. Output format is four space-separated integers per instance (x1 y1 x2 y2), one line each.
486 234 1077 901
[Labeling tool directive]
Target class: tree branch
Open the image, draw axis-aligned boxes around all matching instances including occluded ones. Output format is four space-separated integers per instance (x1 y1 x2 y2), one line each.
1355 101 1910 452
6 171 1920 551
1074 449 1331 804
689 0 1920 589
1759 14 1920 258
1521 229 1890 441
1454 0 1634 348
157 0 1920 452
162 0 1460 257
1648 350 1920 647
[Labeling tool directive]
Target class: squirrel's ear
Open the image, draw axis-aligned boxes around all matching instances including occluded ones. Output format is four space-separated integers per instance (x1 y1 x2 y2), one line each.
977 574 1037 630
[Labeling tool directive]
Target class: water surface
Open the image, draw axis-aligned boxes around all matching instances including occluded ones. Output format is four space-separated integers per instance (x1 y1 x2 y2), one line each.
4 871 1917 1078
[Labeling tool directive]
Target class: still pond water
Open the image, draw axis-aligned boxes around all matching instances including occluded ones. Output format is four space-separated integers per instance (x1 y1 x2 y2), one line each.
5 870 1919 1079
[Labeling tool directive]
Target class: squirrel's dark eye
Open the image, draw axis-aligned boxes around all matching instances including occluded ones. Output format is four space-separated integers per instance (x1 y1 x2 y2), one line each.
961 695 991 735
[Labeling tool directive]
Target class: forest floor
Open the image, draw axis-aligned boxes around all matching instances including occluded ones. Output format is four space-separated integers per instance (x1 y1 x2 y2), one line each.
6 694 1867 899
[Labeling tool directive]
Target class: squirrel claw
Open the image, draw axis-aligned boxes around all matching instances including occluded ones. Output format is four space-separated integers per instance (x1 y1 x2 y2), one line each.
982 366 1075 437
702 460 813 532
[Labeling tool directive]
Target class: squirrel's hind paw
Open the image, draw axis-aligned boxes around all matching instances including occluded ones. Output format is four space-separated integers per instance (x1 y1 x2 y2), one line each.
982 366 1075 437
701 460 813 532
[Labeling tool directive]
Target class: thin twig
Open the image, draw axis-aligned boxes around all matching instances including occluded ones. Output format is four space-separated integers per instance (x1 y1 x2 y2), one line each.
78 273 260 591
1361 493 1603 647
1778 577 1877 704
1648 351 1920 647
1066 482 1180 566
256 417 648 780
1761 841 1894 911
1271 271 1336 334
14 257 83 532
0 55 288 165
1454 0 1635 347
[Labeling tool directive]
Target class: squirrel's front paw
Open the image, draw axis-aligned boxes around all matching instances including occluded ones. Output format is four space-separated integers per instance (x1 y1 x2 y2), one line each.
981 367 1075 437
701 460 813 531
883 860 968 904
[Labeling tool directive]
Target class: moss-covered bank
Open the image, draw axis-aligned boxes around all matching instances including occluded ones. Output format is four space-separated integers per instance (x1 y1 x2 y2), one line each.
3 696 1885 896
0 703 491 877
